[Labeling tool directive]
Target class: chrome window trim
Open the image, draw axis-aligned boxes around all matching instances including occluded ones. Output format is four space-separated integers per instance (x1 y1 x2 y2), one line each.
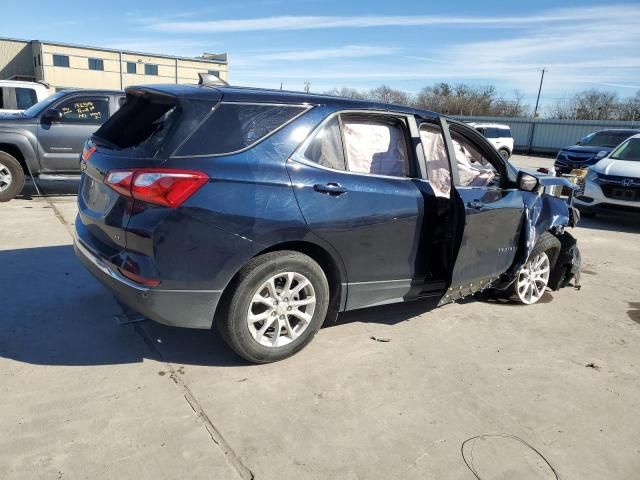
172 102 313 158
289 109 419 182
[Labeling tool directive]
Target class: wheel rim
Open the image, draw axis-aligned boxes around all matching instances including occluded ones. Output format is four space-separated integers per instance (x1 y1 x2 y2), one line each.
0 162 12 192
247 272 316 348
500 150 509 160
516 252 550 304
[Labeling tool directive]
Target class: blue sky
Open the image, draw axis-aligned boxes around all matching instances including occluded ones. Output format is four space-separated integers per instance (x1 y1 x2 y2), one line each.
2 0 639 108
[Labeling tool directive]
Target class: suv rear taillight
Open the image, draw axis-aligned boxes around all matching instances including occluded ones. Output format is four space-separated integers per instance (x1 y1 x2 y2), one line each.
105 168 209 208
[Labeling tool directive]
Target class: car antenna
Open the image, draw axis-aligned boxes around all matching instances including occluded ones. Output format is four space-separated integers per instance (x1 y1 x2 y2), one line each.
198 73 229 87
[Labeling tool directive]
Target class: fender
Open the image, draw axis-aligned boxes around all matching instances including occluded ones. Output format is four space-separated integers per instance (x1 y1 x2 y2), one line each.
0 131 40 173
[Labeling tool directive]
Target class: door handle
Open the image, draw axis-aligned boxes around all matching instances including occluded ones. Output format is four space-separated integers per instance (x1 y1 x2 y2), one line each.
467 199 485 209
314 183 347 195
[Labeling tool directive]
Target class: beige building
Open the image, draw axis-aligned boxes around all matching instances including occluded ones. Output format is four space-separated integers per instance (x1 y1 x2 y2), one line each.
0 37 228 91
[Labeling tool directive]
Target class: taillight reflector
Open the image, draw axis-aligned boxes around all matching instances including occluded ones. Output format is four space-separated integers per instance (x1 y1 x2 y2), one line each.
104 169 208 208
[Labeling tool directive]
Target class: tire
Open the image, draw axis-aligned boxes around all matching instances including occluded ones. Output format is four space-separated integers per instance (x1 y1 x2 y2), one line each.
216 251 330 363
0 151 25 202
509 232 561 305
499 148 511 160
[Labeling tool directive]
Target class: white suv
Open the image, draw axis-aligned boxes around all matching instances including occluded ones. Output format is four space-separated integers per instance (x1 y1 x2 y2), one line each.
0 80 51 114
575 133 640 217
468 123 514 160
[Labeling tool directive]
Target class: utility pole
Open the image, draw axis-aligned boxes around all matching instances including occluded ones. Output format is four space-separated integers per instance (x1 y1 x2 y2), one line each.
304 82 311 93
532 67 546 119
528 67 547 154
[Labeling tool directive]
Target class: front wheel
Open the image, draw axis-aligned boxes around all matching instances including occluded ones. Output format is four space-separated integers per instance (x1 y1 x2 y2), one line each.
216 251 330 363
509 232 560 305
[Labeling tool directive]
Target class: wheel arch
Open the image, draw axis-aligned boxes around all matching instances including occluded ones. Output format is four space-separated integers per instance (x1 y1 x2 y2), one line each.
0 134 39 175
254 240 347 314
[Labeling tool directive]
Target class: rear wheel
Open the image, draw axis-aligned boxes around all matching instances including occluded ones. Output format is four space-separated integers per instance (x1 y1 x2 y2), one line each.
216 251 329 363
0 152 25 202
499 148 511 160
510 232 560 305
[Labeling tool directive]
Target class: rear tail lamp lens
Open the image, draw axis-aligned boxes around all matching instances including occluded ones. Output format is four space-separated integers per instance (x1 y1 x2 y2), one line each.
104 169 208 208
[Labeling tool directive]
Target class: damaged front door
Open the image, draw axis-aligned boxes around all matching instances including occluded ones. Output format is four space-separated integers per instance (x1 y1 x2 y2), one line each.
439 119 525 304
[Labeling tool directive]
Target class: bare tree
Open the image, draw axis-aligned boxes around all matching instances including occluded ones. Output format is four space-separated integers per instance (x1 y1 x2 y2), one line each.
366 85 411 105
616 90 640 121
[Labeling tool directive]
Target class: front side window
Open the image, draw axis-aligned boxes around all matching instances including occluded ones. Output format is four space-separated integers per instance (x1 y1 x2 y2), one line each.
88 58 104 71
53 54 69 68
420 124 451 197
341 116 409 177
301 116 345 170
145 64 158 76
177 103 306 156
450 130 499 188
57 97 109 124
15 88 38 110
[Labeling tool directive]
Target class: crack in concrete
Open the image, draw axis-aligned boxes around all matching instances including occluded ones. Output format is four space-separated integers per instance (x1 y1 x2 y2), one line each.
48 196 254 480
134 324 255 480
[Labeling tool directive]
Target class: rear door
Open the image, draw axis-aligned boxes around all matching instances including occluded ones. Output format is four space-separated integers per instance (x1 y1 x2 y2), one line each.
438 120 525 302
37 94 110 173
288 110 426 310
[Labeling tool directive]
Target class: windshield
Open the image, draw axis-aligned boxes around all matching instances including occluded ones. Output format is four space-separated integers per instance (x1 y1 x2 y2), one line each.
580 131 633 148
22 91 69 117
610 138 640 161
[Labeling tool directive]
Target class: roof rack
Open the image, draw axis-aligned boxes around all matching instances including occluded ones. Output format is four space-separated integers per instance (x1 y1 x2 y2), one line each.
198 73 229 87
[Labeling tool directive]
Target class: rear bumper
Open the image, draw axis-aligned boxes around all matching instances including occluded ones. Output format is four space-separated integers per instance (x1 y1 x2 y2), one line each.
74 231 220 329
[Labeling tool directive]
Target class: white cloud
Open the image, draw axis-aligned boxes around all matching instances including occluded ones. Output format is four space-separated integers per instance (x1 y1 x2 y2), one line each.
143 6 632 33
233 45 399 64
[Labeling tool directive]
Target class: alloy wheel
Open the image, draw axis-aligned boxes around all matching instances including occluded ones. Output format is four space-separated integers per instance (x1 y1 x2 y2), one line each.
247 272 316 347
0 162 12 192
516 252 550 304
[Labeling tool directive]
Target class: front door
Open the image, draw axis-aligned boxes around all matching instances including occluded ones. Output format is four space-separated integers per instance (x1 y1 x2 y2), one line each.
37 95 110 173
287 111 426 310
439 120 525 303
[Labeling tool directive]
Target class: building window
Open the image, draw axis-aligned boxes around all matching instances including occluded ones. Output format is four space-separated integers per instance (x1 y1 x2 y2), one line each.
88 58 104 71
144 64 158 76
126 62 137 74
208 70 220 78
53 54 69 68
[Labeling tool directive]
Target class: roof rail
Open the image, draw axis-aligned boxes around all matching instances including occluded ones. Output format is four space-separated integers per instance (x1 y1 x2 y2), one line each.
198 73 229 87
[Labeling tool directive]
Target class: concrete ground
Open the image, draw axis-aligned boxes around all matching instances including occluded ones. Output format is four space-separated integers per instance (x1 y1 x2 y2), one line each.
1 154 639 479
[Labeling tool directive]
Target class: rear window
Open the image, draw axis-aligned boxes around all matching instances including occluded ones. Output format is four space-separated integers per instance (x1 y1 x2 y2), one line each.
484 127 511 138
177 103 307 156
94 95 183 157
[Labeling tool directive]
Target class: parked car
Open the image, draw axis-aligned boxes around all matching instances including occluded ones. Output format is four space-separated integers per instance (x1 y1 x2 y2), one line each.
554 129 640 174
0 80 50 114
575 133 640 216
74 82 580 363
0 89 125 201
468 122 514 160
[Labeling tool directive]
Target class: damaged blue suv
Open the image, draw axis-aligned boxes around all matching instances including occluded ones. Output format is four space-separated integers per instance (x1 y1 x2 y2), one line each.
75 80 581 363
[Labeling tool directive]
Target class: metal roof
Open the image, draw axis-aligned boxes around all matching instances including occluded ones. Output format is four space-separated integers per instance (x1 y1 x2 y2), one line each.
0 36 227 65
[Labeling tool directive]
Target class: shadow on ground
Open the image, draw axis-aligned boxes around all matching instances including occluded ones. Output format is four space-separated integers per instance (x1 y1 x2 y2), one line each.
578 210 640 234
0 244 442 368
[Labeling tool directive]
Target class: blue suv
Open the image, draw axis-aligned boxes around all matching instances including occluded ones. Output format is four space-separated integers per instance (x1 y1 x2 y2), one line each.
554 129 640 174
75 82 580 363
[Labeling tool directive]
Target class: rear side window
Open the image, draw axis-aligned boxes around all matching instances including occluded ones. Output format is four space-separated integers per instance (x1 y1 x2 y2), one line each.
15 88 38 110
341 116 409 177
177 103 306 156
301 116 345 170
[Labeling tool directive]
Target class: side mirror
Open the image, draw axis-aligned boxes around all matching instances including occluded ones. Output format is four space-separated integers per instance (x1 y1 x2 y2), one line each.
42 108 63 123
518 171 540 192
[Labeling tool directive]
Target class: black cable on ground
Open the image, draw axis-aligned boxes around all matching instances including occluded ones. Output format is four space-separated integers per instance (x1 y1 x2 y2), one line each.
461 433 560 480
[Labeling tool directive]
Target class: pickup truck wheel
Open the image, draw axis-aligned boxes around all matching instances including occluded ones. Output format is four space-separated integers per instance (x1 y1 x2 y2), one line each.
0 152 25 202
216 251 330 363
511 232 561 305
499 148 511 160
